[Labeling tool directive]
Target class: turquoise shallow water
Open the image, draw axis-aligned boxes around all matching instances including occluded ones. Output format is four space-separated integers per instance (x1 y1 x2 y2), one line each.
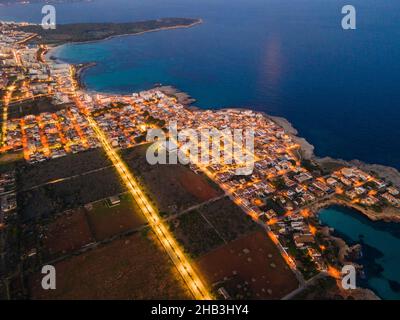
319 206 400 300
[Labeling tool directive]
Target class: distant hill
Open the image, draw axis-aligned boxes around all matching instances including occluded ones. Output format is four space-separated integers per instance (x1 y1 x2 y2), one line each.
16 18 201 45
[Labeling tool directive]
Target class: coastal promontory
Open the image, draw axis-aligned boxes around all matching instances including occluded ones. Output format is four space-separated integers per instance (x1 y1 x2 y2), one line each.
15 17 202 45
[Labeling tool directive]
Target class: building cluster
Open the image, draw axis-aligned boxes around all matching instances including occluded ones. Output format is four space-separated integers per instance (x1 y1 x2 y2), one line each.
1 51 73 104
3 108 98 163
327 167 400 208
1 23 73 108
77 93 149 148
0 23 96 162
0 21 35 46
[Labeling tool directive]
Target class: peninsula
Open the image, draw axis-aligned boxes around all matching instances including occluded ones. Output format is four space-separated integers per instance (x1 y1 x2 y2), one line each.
14 18 202 45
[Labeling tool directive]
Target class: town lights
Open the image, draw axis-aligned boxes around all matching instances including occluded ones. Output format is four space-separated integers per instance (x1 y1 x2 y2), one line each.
82 108 212 300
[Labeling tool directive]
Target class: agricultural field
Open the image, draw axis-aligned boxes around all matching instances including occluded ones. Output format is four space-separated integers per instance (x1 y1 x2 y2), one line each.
18 149 111 191
41 208 94 261
17 168 125 221
177 169 221 202
38 193 148 259
166 195 298 299
29 232 190 300
7 97 68 118
168 210 225 258
197 197 258 242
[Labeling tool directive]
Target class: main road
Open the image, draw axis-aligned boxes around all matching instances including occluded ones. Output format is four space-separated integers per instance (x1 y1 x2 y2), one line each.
74 96 212 300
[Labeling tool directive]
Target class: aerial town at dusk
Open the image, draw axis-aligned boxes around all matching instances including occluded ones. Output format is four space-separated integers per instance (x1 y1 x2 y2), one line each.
1 0 400 313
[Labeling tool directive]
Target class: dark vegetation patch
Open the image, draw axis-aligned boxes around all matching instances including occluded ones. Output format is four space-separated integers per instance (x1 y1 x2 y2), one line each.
19 18 200 45
18 168 125 221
